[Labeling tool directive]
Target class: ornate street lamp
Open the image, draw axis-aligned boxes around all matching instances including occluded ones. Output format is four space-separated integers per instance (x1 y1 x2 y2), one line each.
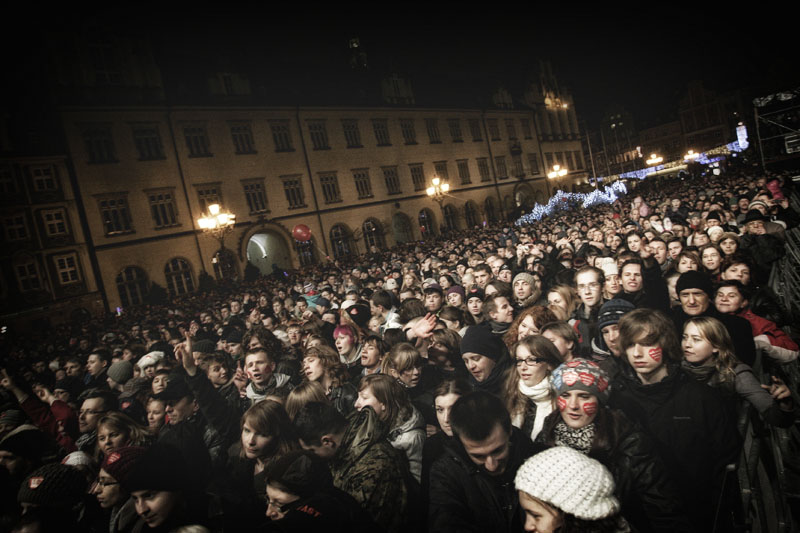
426 176 450 211
684 150 699 161
646 153 663 166
197 203 236 279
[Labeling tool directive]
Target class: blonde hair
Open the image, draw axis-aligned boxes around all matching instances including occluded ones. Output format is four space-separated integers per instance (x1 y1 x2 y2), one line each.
381 342 423 375
547 285 579 320
684 316 738 384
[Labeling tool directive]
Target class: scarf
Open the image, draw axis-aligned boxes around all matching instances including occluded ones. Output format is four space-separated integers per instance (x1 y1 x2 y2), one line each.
488 320 510 335
553 420 595 454
681 359 735 393
519 376 554 441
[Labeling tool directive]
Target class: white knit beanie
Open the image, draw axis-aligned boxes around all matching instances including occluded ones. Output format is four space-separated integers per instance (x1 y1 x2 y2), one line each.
514 446 620 520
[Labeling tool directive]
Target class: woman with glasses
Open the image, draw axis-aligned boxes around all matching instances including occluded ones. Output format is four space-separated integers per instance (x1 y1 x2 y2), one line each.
502 336 562 442
91 445 145 533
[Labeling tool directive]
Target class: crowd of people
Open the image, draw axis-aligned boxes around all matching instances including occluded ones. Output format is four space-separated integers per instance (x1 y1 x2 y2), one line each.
1 160 799 533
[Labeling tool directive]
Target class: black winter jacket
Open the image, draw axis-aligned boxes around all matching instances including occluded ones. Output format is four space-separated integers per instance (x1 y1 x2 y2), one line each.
428 426 544 533
609 367 741 531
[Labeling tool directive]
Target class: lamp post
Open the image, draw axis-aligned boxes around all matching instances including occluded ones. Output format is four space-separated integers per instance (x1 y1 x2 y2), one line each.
197 203 236 279
645 153 663 166
426 176 450 232
546 164 568 196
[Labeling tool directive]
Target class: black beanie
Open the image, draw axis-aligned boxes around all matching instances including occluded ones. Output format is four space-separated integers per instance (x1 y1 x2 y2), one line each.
460 324 505 361
596 299 636 331
18 463 88 509
676 270 713 297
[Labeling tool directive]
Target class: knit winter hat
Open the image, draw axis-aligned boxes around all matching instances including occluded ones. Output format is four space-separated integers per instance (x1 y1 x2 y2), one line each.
107 360 133 385
705 210 722 222
595 257 618 278
54 376 84 400
192 338 217 354
102 446 147 486
466 285 485 301
265 450 333 498
17 463 88 509
596 299 635 332
136 351 164 370
552 360 611 405
446 285 466 299
460 324 506 361
0 409 25 429
119 377 151 399
0 425 49 463
346 302 371 329
61 451 95 468
676 270 713 298
515 446 619 520
513 272 536 287
122 442 191 492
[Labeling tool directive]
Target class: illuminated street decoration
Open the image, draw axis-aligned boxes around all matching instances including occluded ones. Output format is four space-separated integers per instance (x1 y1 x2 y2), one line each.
515 181 628 225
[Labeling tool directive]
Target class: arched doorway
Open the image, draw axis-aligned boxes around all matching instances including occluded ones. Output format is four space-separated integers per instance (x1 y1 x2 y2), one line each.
464 201 480 228
247 230 293 276
419 208 436 239
393 212 413 243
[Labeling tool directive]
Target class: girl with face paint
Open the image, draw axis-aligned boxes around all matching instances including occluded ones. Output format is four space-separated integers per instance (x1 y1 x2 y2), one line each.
536 360 690 532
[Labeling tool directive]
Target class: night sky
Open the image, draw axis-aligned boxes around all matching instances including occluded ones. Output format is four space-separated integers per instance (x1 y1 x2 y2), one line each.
6 7 798 129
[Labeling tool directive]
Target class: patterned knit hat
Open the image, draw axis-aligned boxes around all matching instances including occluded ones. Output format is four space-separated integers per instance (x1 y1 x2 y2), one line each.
515 446 620 520
107 360 133 385
102 446 147 486
596 299 635 332
552 360 611 405
17 463 88 509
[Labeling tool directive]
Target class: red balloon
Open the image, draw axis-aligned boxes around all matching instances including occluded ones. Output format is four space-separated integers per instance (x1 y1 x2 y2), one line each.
292 224 311 242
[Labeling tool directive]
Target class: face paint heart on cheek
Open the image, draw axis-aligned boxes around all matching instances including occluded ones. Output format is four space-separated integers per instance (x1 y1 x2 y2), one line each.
582 401 598 415
557 397 567 411
648 347 662 362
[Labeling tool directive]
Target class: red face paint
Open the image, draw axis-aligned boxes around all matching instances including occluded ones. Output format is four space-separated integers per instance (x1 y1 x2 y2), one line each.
648 347 662 362
582 401 598 415
557 397 568 411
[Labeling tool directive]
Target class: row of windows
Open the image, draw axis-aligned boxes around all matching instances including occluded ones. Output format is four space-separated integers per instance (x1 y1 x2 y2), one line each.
315 153 546 204
79 116 538 163
10 251 82 293
3 208 71 242
1 164 63 196
116 258 196 307
543 150 585 171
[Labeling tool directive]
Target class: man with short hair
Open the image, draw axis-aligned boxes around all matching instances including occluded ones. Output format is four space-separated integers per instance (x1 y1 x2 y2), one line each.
76 389 119 452
370 289 401 335
243 349 293 404
483 294 514 335
572 266 606 357
428 391 543 533
619 258 669 312
85 349 111 389
473 264 493 289
671 271 756 366
423 285 445 314
512 272 541 310
293 402 408 532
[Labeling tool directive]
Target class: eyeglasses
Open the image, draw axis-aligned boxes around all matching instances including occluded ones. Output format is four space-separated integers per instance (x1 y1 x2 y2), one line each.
577 282 601 291
516 357 548 367
94 478 119 488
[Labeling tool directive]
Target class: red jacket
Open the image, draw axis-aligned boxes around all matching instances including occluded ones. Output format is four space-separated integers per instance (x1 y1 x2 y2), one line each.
20 396 79 453
737 309 799 363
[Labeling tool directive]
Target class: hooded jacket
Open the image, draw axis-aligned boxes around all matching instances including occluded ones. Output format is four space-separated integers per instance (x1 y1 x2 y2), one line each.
387 405 426 483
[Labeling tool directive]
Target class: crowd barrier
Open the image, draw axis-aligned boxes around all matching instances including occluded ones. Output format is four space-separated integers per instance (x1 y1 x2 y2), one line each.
737 182 800 532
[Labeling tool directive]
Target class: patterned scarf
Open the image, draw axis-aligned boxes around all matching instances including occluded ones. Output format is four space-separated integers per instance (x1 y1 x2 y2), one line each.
553 420 595 454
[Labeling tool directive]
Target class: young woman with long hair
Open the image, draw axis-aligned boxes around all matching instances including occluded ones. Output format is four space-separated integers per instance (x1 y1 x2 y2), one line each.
502 336 562 442
681 316 795 427
547 285 579 321
503 305 559 350
95 411 151 461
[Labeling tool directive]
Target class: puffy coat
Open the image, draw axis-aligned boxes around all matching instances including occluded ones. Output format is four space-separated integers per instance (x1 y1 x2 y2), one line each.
387 405 426 483
428 426 543 533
